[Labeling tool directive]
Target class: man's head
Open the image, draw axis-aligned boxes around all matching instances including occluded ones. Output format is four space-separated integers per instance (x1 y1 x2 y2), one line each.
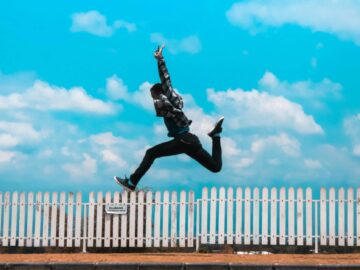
150 83 162 99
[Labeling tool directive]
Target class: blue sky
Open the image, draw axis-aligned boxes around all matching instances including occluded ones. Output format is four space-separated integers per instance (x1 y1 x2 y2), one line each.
1 0 360 194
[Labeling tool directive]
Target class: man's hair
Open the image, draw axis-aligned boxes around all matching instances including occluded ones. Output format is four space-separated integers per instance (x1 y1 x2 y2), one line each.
150 83 162 96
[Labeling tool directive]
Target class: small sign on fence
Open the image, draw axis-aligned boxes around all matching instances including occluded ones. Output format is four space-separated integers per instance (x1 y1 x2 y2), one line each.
105 203 127 214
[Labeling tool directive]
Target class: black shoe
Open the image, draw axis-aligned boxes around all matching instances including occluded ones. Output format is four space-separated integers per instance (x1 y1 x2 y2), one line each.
208 116 224 138
114 176 136 192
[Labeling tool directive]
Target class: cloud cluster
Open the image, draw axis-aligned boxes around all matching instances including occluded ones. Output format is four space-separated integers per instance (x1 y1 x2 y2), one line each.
71 10 136 37
226 0 360 45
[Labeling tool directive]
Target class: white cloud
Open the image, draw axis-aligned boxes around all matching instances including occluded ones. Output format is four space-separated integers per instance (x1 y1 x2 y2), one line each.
353 144 360 156
251 133 300 157
63 153 97 178
207 87 323 134
106 75 129 100
304 158 322 169
0 80 116 114
0 71 36 94
0 134 19 148
259 71 342 100
71 10 136 37
226 0 360 45
0 121 42 149
0 150 17 163
150 33 202 54
101 149 127 168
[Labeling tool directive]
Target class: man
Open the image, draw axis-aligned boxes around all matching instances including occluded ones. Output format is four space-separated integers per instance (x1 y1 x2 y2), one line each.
114 45 224 191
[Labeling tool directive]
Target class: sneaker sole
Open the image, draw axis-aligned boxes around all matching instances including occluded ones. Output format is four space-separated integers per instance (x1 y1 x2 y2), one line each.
114 176 134 192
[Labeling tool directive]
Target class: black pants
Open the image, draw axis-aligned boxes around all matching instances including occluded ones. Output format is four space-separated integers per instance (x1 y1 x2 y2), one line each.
130 132 222 186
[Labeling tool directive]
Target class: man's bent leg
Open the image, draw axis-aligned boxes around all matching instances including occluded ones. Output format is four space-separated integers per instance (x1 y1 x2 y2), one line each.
130 139 184 186
185 137 222 173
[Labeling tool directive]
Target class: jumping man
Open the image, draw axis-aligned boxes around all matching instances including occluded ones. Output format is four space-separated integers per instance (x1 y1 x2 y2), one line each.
114 45 224 191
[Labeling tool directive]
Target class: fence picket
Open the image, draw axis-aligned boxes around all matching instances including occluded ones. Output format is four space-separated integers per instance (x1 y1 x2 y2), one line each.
42 192 50 247
218 187 225 245
179 191 187 247
201 187 208 244
0 193 2 243
279 188 286 245
34 192 42 247
262 188 268 245
347 188 354 246
244 188 251 245
121 191 128 247
87 192 95 247
2 192 10 246
338 188 345 246
253 188 260 245
188 191 195 247
146 191 153 247
320 188 327 246
66 192 74 247
171 191 177 247
357 188 360 246
306 188 312 246
162 191 169 247
18 192 26 247
2 192 10 247
50 192 58 247
10 192 18 246
137 191 144 248
329 188 336 246
154 191 161 247
297 188 304 246
227 188 234 245
270 188 277 245
104 192 111 247
26 192 34 247
75 192 82 247
58 192 66 247
129 192 136 247
210 187 217 244
288 188 295 245
112 192 120 247
96 192 103 247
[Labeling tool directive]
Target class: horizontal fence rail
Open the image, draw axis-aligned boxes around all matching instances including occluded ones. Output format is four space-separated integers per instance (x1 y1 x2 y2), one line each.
0 187 359 252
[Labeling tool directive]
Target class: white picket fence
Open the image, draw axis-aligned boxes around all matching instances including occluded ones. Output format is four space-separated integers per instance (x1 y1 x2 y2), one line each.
0 187 359 252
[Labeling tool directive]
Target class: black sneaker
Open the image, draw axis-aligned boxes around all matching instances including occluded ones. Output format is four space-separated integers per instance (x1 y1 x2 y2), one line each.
114 176 136 192
208 116 224 138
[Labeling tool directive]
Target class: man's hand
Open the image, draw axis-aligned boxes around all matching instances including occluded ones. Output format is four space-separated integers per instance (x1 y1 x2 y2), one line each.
154 45 165 59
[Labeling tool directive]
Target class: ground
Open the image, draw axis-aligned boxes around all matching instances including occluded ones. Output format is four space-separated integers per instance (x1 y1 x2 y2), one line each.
0 253 360 264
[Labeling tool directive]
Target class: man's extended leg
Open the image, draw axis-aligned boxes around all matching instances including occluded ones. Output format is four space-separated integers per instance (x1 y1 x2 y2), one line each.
130 139 185 186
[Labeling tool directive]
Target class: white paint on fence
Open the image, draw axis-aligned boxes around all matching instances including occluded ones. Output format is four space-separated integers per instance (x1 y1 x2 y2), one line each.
218 187 225 245
297 188 304 246
210 187 216 244
154 191 161 247
162 191 169 247
329 188 336 246
129 192 136 247
171 191 177 247
288 188 295 245
279 188 286 245
188 191 195 247
227 188 234 245
201 187 208 244
18 192 25 247
306 188 312 246
179 191 186 247
1 186 359 251
10 192 18 246
261 188 268 245
338 188 345 246
244 188 251 245
253 188 260 245
26 192 34 247
235 188 242 245
270 188 277 245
